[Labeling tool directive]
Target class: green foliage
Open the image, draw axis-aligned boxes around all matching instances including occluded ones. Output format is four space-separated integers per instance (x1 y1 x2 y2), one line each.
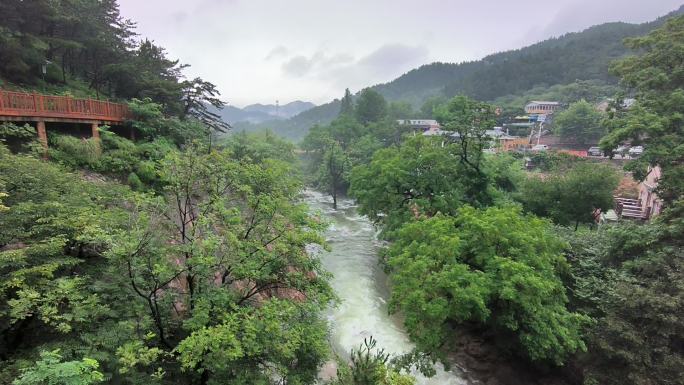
355 89 388 125
222 130 297 164
330 337 415 385
0 123 39 153
339 88 355 117
13 350 104 385
350 135 472 231
0 144 132 371
553 100 605 144
46 129 176 190
104 143 334 383
49 135 101 168
493 80 619 118
176 300 330 384
516 162 620 228
419 96 447 119
0 134 336 384
562 223 684 385
351 96 499 232
301 95 407 207
385 206 588 365
526 151 583 172
127 172 143 191
387 101 415 120
601 15 684 207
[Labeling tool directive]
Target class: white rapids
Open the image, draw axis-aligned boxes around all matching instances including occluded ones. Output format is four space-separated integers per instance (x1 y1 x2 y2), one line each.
304 190 470 385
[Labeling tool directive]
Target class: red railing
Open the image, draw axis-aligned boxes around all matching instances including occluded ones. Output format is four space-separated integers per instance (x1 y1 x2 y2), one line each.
0 90 129 122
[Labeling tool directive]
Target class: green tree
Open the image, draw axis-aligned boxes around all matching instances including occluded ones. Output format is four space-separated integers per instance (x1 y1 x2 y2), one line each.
302 115 378 206
110 144 334 383
435 95 497 198
385 206 588 365
222 130 297 164
355 89 388 125
419 96 447 118
13 350 104 385
554 100 605 144
350 135 471 232
331 338 415 385
387 101 414 120
351 96 499 233
517 162 619 229
317 141 350 209
180 77 230 136
0 145 127 361
339 88 355 117
562 223 684 385
601 15 684 208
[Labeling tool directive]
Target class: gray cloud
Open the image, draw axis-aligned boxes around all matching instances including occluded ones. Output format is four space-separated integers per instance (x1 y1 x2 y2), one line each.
282 55 315 77
265 45 289 61
117 0 684 106
280 50 355 78
358 44 429 76
540 0 682 38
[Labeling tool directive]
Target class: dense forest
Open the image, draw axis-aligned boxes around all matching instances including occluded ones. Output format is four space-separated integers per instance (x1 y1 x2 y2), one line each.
238 5 683 141
1 1 683 385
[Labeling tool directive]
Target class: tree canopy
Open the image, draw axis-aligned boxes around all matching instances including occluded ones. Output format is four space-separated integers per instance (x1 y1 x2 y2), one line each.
385 206 588 365
601 15 684 207
553 100 605 144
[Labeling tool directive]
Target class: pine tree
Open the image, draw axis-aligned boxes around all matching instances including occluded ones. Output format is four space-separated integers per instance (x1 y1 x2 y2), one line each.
339 88 354 117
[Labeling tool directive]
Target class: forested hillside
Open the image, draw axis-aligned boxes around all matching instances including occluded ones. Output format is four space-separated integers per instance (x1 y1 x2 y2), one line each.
243 5 683 141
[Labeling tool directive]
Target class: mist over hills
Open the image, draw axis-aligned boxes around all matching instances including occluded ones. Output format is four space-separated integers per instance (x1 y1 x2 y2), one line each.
215 100 316 124
232 5 684 142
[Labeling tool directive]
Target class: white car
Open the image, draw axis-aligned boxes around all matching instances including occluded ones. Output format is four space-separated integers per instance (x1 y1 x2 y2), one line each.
531 144 548 151
588 146 602 157
629 146 644 156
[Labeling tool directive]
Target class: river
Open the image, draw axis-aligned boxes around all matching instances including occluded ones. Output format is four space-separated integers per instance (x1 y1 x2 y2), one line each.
304 190 470 385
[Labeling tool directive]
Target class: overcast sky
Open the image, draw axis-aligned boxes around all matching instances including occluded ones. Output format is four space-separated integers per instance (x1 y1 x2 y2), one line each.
118 0 682 107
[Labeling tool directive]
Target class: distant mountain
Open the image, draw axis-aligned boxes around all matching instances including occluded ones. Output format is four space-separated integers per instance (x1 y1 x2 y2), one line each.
234 5 684 142
215 100 315 125
243 101 316 119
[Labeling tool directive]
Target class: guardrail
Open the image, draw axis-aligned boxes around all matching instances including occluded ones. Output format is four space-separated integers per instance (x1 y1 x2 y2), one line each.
0 90 129 122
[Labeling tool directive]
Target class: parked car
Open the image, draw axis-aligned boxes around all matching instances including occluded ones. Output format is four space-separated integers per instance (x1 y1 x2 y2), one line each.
588 146 602 157
531 144 548 151
614 145 630 157
629 146 644 157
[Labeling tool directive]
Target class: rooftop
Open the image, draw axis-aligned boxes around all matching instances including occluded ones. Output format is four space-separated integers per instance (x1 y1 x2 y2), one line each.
527 101 560 105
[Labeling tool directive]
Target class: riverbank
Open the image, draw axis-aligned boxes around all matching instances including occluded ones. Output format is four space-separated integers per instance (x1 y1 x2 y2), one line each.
304 190 470 385
306 190 582 385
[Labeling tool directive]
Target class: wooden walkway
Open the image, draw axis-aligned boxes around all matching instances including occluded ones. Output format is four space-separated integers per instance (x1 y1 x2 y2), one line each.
0 90 131 154
0 90 129 123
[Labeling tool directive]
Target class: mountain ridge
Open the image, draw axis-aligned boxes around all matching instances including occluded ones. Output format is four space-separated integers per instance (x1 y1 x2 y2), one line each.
216 100 316 124
233 5 684 141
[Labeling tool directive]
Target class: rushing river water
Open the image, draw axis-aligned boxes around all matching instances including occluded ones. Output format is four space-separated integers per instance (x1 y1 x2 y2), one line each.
304 191 470 385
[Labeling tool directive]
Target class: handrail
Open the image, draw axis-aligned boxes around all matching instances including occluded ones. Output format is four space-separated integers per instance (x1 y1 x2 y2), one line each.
0 90 129 122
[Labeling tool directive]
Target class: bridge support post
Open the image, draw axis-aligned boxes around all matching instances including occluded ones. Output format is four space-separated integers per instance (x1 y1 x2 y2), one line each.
91 122 102 154
36 120 48 157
